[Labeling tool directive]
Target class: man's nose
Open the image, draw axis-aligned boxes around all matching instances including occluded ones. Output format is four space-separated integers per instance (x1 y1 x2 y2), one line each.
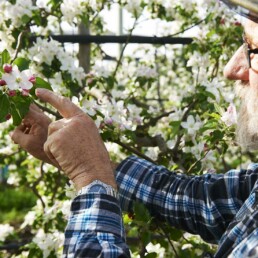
223 45 249 81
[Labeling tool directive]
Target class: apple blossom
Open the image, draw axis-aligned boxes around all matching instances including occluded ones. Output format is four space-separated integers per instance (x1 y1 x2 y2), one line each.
2 65 34 91
0 224 14 242
221 103 237 126
33 229 64 258
181 115 203 135
4 0 37 28
135 65 158 79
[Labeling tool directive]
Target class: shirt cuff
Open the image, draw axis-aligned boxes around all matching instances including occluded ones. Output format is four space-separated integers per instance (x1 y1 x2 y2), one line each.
67 193 126 239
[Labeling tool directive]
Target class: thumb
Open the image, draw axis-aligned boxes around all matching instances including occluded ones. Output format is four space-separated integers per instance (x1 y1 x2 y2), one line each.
10 128 30 148
36 88 83 118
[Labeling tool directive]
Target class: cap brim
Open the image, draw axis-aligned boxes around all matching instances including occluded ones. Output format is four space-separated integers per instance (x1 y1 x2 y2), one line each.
221 0 258 22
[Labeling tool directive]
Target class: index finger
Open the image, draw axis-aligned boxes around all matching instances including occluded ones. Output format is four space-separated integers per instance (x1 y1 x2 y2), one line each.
36 88 83 118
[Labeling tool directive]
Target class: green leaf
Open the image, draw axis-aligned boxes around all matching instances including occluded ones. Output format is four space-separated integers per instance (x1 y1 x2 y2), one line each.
134 202 151 222
30 77 53 96
169 228 183 241
141 231 151 246
9 95 32 126
10 104 22 126
21 14 31 24
145 253 157 258
0 93 10 122
13 57 30 71
1 49 11 68
214 103 225 116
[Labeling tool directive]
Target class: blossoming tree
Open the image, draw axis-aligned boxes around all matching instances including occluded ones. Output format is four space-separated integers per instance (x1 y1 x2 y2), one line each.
0 0 247 257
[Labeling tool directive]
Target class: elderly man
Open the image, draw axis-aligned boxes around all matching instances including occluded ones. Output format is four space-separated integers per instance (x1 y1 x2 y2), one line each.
10 0 258 257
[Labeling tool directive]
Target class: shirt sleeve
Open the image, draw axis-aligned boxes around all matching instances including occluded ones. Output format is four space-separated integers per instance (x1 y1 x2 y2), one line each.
115 155 258 244
63 193 131 258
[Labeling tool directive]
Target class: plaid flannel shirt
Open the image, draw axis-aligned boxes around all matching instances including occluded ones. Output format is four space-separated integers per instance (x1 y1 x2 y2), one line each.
63 155 258 257
63 193 130 257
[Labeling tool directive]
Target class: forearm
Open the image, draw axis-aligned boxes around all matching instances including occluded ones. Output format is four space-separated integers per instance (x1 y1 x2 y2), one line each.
63 193 130 257
115 156 258 243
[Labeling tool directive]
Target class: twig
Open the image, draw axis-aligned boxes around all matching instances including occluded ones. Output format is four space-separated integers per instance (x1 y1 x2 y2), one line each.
187 150 210 174
11 31 26 62
114 139 157 164
112 18 138 78
159 224 179 258
154 48 164 111
168 16 208 37
34 101 61 119
172 100 198 155
30 161 46 209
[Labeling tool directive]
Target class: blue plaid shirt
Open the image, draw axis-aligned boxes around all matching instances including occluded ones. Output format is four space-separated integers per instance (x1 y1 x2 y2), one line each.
63 156 258 257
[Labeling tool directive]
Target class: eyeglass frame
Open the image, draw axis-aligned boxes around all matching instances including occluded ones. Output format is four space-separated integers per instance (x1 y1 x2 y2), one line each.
242 34 258 68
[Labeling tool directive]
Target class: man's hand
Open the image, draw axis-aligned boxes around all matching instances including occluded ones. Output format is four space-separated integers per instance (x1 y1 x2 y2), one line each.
10 104 58 166
36 88 116 191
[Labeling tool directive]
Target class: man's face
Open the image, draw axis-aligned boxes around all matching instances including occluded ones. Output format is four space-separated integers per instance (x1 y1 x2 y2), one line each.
224 19 258 150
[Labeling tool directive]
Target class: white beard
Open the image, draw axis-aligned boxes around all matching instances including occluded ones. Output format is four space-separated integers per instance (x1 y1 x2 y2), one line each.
235 81 258 150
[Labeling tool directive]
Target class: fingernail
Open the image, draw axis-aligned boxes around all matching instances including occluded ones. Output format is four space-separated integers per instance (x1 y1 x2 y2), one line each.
36 88 44 96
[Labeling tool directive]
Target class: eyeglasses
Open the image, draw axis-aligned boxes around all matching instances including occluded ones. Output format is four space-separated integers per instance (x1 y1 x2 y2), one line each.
242 34 258 68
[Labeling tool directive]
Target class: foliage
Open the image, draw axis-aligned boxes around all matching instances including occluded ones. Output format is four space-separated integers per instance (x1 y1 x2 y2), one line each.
0 0 252 257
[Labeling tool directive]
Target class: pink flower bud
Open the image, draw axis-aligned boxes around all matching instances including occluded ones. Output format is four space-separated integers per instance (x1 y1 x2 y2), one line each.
21 89 30 96
0 79 6 86
105 118 113 125
234 21 241 26
28 75 36 84
220 18 225 25
3 64 12 73
8 90 16 97
87 78 94 85
5 114 11 120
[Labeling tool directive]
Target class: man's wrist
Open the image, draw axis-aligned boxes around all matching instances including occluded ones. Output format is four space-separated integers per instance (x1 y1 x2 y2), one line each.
76 180 119 199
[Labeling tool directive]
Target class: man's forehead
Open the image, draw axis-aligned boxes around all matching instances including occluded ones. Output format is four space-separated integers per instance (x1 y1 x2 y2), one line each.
243 19 258 43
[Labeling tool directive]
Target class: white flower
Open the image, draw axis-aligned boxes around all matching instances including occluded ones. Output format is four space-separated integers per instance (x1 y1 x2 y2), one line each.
167 139 176 149
2 65 33 90
61 200 72 219
182 243 193 250
21 211 36 229
4 0 37 28
168 108 184 121
190 142 205 160
65 181 76 199
0 224 14 242
135 65 158 79
124 0 143 17
7 172 20 186
82 98 101 116
181 115 202 135
33 229 64 258
28 38 61 65
145 147 160 161
187 52 209 69
146 243 165 257
92 61 113 78
221 103 237 127
36 0 51 12
49 72 69 95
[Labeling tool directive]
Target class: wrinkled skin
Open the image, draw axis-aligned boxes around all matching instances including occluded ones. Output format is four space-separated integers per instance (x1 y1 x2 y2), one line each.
10 104 56 166
36 88 116 190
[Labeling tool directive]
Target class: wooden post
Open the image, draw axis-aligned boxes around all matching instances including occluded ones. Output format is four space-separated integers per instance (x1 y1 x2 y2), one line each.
78 23 91 73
